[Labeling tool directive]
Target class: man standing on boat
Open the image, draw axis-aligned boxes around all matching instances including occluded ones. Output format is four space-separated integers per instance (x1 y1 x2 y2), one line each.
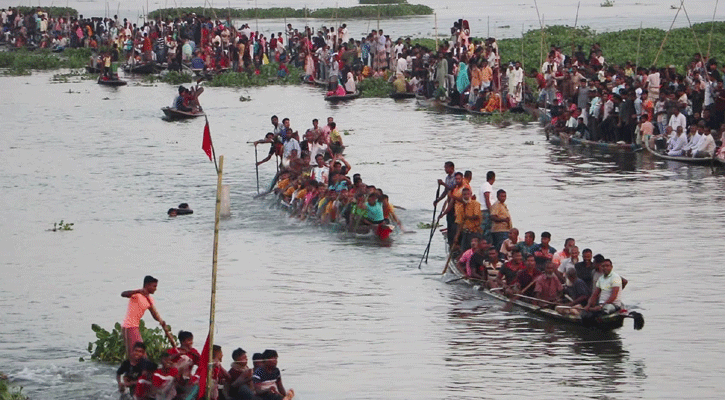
454 187 481 253
584 259 623 314
489 189 511 253
120 276 168 359
478 171 495 244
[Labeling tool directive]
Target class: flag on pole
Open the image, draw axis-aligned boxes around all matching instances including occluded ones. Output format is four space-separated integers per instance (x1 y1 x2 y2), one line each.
202 119 213 161
195 333 211 399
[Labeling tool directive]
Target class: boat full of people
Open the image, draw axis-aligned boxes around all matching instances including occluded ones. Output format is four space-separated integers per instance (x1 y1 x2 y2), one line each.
429 163 644 332
254 115 404 241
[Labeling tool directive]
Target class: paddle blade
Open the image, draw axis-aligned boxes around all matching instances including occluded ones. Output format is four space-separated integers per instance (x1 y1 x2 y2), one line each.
630 311 645 330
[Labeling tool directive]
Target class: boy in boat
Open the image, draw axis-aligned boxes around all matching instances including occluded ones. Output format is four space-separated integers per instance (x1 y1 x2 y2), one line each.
174 86 193 112
152 353 179 400
253 349 287 400
227 348 256 400
116 342 155 396
167 330 200 381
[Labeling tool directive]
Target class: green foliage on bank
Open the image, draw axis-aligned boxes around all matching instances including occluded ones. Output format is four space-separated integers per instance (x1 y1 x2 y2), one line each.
359 77 392 97
0 48 92 76
359 0 406 4
147 4 433 20
496 23 725 73
0 374 28 400
14 6 78 17
206 62 304 87
86 321 177 364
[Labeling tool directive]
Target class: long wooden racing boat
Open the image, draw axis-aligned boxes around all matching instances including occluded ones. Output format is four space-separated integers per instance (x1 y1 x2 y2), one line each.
550 133 642 152
161 107 206 120
257 179 394 242
644 137 724 166
324 90 361 102
97 76 127 86
443 103 469 114
123 61 158 74
390 91 416 99
442 235 643 331
415 94 444 108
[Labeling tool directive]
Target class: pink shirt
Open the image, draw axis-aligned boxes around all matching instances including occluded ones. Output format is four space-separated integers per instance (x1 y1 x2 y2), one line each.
122 294 155 328
459 249 475 276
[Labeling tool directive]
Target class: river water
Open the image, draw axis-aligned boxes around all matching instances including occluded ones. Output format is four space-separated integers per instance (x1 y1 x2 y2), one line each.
1 71 725 399
58 0 722 40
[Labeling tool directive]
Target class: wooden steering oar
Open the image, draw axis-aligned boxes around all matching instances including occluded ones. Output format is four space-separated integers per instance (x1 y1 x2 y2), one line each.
440 228 461 275
418 185 441 269
254 145 260 194
148 302 177 348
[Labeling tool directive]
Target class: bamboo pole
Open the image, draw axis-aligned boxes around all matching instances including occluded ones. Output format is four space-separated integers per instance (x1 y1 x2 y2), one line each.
533 0 544 68
707 0 719 60
434 12 438 49
635 22 642 70
680 1 704 60
652 2 682 66
205 154 224 400
570 1 580 55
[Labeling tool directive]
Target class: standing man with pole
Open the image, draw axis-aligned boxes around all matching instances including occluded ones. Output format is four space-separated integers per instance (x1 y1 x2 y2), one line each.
121 276 175 359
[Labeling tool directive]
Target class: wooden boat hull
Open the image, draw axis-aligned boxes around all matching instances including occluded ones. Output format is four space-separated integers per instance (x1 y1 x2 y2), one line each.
415 94 444 108
444 258 627 331
124 62 157 74
97 77 127 86
390 92 416 99
444 104 469 114
551 133 642 152
644 137 723 165
324 90 360 101
161 107 205 120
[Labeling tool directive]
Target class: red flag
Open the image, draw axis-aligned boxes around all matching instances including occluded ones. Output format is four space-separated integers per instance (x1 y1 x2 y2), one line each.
195 333 211 399
202 120 213 161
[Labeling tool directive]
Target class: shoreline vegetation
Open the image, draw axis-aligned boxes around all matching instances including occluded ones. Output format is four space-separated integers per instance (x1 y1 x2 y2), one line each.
146 4 434 20
0 373 28 400
3 23 724 101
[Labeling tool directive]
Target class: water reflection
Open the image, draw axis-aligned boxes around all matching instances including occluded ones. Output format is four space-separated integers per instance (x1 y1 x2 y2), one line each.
441 284 643 400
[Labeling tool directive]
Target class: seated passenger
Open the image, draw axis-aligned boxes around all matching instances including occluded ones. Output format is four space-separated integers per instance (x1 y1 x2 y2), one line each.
584 259 624 314
152 353 179 400
497 248 524 288
253 349 287 400
483 248 502 287
468 238 491 281
228 348 256 400
167 330 200 381
532 261 563 307
531 231 556 270
116 342 155 396
514 254 540 297
515 230 537 259
456 237 479 276
362 192 385 225
499 228 519 261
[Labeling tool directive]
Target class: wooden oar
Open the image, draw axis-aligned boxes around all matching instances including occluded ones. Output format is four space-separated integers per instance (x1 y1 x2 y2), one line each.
254 145 260 194
418 186 441 269
502 280 537 311
440 228 461 275
148 302 177 348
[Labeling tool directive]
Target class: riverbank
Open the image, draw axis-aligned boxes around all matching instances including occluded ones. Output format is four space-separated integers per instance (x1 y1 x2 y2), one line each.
147 4 433 20
413 21 725 74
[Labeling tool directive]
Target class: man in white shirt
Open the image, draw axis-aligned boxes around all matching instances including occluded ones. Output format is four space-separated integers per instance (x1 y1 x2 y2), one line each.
478 171 495 240
693 127 716 158
585 259 623 314
667 126 688 156
667 107 687 132
310 154 330 185
683 125 703 156
395 53 407 77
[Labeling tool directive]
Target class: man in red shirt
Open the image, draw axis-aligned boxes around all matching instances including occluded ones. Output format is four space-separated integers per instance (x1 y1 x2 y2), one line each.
533 262 563 306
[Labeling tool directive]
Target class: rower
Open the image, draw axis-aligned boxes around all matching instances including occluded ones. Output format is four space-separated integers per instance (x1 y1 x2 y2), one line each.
584 259 623 315
116 342 155 396
173 86 192 112
255 133 277 167
532 261 563 307
515 255 541 297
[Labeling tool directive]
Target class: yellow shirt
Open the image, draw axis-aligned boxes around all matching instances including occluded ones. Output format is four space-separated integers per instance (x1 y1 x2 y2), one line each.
490 201 511 233
455 199 482 232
